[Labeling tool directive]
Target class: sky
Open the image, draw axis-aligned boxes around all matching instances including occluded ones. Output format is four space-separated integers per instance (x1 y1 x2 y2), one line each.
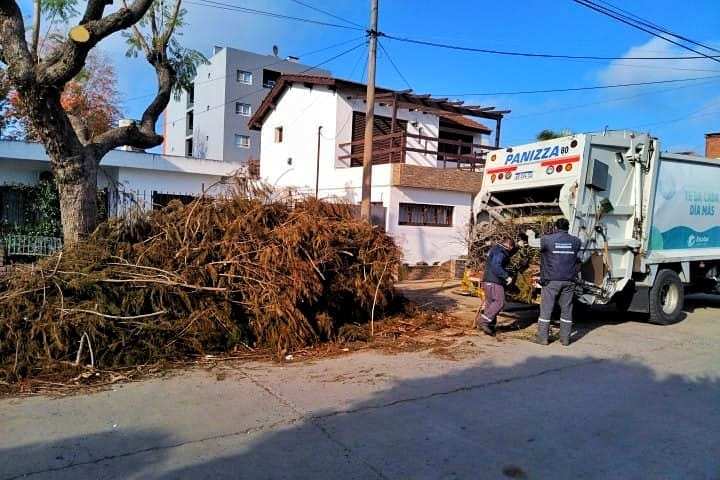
18 0 720 153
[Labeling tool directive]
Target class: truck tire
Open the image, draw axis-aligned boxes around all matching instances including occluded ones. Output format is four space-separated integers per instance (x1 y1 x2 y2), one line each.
648 269 684 325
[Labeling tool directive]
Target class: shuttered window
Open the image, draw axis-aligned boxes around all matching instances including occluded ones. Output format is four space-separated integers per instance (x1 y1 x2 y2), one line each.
350 112 407 166
398 203 453 227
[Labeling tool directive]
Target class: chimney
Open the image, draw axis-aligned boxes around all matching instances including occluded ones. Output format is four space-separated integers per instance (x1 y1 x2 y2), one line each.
705 132 720 158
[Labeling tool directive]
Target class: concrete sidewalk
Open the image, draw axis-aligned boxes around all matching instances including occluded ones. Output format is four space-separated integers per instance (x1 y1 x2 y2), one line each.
2 293 719 479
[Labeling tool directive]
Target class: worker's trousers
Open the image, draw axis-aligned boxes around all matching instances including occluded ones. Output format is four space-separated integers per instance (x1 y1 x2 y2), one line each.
539 280 575 323
479 282 505 326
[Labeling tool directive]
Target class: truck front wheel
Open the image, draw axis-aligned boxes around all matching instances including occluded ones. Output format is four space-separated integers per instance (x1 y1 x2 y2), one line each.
649 269 684 325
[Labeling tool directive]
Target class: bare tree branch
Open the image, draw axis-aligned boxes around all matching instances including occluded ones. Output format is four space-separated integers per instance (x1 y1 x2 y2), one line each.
90 56 173 156
122 0 152 56
0 0 34 84
149 5 158 39
80 0 110 24
30 0 40 61
37 0 155 86
161 0 183 46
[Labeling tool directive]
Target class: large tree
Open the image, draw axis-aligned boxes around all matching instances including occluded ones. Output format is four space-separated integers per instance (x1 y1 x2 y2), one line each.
0 0 201 244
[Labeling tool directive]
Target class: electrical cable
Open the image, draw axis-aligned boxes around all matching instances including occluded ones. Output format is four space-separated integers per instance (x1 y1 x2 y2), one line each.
287 0 364 28
378 40 412 91
439 74 720 97
165 40 366 125
383 33 720 61
572 0 720 64
185 0 364 31
593 0 720 53
122 36 364 104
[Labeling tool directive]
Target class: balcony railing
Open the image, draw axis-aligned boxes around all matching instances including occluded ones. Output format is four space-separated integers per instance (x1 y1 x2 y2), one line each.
338 131 495 172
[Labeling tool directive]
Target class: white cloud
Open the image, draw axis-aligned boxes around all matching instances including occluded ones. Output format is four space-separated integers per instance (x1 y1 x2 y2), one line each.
597 37 720 85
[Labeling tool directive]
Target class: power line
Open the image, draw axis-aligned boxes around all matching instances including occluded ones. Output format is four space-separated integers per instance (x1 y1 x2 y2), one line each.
573 0 720 64
121 36 365 105
182 0 720 63
185 0 364 31
593 0 720 54
287 0 364 28
383 33 720 61
511 77 720 119
378 40 412 91
439 74 720 97
166 41 366 125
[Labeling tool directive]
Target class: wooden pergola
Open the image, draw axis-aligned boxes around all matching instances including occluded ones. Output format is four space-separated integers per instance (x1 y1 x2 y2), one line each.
370 90 509 148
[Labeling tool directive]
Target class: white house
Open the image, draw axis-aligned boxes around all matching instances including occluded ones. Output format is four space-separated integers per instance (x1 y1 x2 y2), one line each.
248 74 508 265
0 141 242 225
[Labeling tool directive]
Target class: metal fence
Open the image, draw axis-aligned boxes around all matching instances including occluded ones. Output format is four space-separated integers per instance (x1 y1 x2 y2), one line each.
3 235 63 257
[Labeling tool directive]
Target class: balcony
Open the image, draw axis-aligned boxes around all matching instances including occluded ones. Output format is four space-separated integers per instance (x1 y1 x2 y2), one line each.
338 131 494 172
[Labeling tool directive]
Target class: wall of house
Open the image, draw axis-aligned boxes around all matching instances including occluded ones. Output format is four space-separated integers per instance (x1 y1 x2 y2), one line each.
116 167 226 210
386 186 472 264
0 141 238 214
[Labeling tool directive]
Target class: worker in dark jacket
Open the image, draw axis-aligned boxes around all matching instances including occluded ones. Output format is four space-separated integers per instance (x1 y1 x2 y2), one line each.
537 218 582 346
476 237 516 337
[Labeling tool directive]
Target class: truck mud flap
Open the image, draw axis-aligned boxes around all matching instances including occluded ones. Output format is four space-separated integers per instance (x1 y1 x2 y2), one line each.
625 285 650 313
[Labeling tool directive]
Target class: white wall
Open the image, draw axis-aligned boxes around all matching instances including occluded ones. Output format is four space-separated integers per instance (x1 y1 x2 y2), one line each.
0 159 46 185
259 84 394 206
116 167 226 210
387 186 472 265
0 141 238 213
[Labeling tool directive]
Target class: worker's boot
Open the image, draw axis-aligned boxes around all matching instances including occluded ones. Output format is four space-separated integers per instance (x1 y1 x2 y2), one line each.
559 319 573 346
535 319 550 345
475 313 496 337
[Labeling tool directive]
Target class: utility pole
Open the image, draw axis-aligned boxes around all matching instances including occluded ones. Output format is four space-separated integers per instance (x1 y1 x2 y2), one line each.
360 0 379 222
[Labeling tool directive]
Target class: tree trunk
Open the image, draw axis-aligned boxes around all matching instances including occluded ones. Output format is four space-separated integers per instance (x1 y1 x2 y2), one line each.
55 152 98 245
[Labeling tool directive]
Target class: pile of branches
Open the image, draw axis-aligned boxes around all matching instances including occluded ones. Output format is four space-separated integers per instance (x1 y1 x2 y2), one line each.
468 218 554 303
0 181 401 381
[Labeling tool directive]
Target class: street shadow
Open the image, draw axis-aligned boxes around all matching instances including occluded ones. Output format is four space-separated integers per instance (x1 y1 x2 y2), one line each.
152 355 720 479
0 429 172 480
683 293 720 314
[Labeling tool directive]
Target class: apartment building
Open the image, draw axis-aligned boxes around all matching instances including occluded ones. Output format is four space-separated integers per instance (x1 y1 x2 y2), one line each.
164 46 329 164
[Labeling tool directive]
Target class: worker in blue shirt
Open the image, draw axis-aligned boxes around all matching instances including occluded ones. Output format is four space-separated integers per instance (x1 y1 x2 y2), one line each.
476 237 516 337
537 218 582 346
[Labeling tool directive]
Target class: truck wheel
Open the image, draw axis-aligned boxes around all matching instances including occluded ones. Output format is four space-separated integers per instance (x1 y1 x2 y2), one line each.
649 269 684 325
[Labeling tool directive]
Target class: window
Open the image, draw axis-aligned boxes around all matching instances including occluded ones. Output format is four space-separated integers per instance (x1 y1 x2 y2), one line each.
262 69 281 88
237 69 253 84
234 134 250 149
152 192 196 210
398 203 453 227
274 126 283 143
350 111 408 166
185 138 193 157
235 102 252 116
186 84 195 108
185 111 193 135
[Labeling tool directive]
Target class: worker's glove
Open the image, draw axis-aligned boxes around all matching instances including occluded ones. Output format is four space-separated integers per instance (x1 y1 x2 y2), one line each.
505 276 513 286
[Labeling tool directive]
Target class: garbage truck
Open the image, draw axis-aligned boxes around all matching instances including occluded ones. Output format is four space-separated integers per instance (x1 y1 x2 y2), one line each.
473 130 720 324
